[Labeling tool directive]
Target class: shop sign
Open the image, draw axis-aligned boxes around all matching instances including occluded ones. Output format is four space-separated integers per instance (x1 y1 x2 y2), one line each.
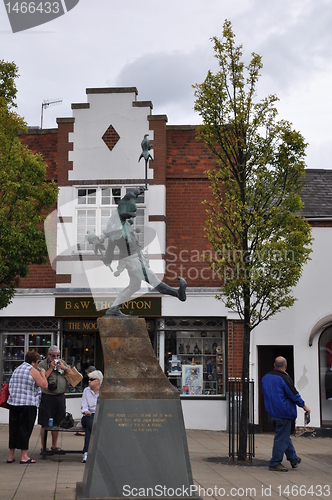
55 297 161 317
63 319 98 332
63 318 155 332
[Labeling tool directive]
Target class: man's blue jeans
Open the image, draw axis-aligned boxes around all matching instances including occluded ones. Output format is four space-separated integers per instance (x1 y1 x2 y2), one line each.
81 414 95 453
269 416 298 467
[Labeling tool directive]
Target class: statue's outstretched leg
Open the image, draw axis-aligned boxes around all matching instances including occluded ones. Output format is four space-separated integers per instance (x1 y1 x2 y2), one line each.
154 276 187 302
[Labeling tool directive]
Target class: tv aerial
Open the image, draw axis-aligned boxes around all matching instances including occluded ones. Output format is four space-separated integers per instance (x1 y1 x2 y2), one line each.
41 98 63 129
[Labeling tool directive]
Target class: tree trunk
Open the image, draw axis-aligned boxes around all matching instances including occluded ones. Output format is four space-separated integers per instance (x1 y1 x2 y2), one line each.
237 158 250 461
238 292 251 461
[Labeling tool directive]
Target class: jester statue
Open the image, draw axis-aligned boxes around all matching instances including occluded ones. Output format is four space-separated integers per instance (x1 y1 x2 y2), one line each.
91 188 187 317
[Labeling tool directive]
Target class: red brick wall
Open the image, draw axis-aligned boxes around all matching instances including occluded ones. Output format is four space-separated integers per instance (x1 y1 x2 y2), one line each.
165 126 221 287
56 118 74 186
17 129 58 289
19 129 58 181
148 116 167 185
227 320 244 379
19 264 56 288
309 221 332 227
166 126 215 177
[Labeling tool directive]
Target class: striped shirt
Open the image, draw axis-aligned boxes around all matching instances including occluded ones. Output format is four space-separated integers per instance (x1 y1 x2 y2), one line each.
8 362 41 407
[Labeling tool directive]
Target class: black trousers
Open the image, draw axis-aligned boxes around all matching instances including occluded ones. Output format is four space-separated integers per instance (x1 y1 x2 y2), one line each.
9 405 37 450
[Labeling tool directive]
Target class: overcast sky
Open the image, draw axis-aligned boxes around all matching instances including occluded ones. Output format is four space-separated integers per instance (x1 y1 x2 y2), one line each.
1 0 331 169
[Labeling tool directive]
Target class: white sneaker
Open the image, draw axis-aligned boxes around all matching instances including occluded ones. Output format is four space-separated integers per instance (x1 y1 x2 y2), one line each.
82 452 88 463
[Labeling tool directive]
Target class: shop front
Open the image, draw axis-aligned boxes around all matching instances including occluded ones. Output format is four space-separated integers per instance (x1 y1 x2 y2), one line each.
0 295 229 430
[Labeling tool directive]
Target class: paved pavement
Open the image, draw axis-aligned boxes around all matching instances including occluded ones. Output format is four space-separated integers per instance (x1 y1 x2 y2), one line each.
0 423 331 500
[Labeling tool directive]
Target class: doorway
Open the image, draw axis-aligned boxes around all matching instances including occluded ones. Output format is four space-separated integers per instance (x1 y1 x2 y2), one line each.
319 327 332 427
258 346 294 432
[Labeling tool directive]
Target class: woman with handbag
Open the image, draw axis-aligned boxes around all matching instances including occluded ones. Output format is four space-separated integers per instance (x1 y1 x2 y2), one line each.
81 370 103 463
7 350 47 464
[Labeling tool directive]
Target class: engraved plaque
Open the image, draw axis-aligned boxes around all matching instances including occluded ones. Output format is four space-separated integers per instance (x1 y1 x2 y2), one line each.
81 399 193 498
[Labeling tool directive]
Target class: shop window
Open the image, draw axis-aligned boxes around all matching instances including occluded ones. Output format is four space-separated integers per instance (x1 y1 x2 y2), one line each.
319 327 332 426
1 318 58 384
62 332 96 394
1 331 56 384
75 186 146 252
158 317 226 396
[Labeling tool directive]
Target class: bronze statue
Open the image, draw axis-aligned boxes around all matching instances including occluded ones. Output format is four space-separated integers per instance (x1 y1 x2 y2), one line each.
138 134 153 163
138 134 153 190
99 188 186 316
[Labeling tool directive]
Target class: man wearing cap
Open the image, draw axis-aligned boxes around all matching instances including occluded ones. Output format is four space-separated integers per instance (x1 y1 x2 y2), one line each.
86 366 96 375
38 345 70 453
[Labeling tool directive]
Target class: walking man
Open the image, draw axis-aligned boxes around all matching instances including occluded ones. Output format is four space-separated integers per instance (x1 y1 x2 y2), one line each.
262 356 310 472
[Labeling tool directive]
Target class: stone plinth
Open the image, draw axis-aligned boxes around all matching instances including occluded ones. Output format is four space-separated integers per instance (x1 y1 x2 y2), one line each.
77 317 195 500
97 317 179 400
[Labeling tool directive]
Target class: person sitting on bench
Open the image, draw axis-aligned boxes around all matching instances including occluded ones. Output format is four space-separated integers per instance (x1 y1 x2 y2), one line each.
81 370 103 463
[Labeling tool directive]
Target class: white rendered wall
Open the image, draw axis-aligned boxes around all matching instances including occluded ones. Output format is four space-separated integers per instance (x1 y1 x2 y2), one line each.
69 92 153 182
148 185 166 217
147 186 166 252
0 293 55 318
251 227 332 428
53 91 165 289
58 186 75 213
53 396 228 431
162 291 229 318
181 399 227 431
0 408 9 423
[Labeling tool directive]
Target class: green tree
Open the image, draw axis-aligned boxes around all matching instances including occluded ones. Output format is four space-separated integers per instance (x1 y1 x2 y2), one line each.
0 60 18 109
193 21 312 460
0 60 58 309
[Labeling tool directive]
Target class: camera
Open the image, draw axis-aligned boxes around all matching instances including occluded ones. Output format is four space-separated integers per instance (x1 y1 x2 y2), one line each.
54 358 64 374
48 381 57 391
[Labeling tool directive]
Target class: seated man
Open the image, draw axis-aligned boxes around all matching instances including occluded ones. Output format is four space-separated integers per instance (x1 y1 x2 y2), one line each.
81 370 103 463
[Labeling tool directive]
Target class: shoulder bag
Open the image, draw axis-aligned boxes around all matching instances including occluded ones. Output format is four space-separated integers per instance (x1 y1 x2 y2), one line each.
58 412 75 429
0 383 10 409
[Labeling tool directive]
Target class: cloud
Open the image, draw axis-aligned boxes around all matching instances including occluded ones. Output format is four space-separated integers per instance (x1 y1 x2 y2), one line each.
239 0 332 94
112 46 216 123
1 0 331 166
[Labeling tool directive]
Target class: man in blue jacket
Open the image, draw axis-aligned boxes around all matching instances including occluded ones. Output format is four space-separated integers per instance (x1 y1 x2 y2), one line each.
262 356 310 472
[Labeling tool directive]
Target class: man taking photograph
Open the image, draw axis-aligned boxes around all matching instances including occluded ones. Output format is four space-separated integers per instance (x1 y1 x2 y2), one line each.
38 345 70 454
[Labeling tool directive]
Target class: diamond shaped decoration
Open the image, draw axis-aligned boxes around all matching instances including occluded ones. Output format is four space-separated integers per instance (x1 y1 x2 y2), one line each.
102 125 120 152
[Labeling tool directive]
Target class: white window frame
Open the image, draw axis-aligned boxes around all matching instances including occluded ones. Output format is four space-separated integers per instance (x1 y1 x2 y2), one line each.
74 186 146 253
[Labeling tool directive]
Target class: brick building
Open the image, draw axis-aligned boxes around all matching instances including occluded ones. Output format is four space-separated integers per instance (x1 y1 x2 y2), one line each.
1 88 331 432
